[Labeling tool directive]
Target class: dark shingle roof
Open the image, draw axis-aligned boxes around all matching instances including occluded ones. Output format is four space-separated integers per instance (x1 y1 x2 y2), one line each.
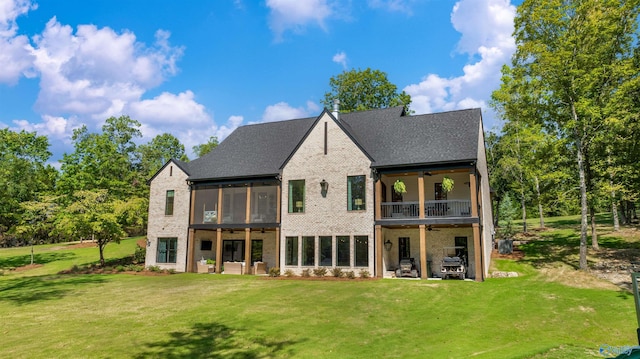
341 107 481 168
184 107 482 182
186 117 315 181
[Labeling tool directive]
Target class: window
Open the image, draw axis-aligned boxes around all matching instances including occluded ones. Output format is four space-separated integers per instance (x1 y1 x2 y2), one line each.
337 236 350 266
222 240 244 262
285 236 298 265
399 237 410 260
200 240 212 251
251 240 263 263
435 183 447 200
288 180 305 213
165 190 175 215
157 238 177 263
455 236 468 260
347 175 366 211
319 236 332 266
302 236 315 266
355 236 368 267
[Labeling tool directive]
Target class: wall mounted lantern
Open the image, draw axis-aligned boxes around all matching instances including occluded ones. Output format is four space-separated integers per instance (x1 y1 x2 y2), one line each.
320 179 329 197
384 239 392 251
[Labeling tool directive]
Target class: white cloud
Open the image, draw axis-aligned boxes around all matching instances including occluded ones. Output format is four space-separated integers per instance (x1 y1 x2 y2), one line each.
30 18 184 120
266 0 332 41
404 0 516 122
261 101 314 123
0 0 36 84
367 0 414 15
128 91 210 126
332 51 347 69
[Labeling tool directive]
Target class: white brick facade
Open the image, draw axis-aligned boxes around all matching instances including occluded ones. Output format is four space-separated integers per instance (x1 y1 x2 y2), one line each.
280 113 375 274
145 161 190 272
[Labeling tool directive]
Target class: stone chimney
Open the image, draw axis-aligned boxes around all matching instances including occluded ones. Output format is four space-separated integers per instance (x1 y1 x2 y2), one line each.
332 99 340 119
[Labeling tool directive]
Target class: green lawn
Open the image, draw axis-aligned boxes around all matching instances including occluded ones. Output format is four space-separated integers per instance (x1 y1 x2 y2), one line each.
0 234 638 358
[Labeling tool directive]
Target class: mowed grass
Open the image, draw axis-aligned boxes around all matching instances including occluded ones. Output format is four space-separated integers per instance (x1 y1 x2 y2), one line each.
0 233 638 359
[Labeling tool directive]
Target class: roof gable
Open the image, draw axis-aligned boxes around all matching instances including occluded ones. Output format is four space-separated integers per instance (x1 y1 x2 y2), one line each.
146 158 191 185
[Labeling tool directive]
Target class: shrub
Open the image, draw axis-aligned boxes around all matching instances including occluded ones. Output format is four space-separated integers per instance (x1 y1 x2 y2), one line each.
284 269 295 277
167 268 177 274
359 269 371 279
148 265 161 272
345 270 356 279
330 267 343 278
268 267 281 277
115 265 125 272
301 268 311 277
313 267 327 277
133 245 146 264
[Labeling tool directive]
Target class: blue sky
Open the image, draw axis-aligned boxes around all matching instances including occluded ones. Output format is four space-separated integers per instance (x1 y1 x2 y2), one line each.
0 0 520 163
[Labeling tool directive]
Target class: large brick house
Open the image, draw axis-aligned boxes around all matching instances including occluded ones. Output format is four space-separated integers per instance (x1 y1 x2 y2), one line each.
145 105 494 281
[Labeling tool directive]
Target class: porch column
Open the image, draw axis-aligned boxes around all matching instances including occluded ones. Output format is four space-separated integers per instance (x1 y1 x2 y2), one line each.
245 228 251 274
215 228 222 273
375 178 382 221
189 186 196 224
473 223 483 281
469 173 478 217
375 225 383 278
217 187 223 224
187 228 195 273
419 224 427 279
245 185 252 223
418 173 425 219
275 227 281 269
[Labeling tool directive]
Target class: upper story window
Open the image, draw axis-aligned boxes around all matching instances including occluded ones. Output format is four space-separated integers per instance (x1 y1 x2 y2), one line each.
347 175 366 211
288 180 305 213
165 190 175 215
435 183 447 201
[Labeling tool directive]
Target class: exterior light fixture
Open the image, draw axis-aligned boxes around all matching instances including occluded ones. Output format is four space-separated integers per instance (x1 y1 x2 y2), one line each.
384 239 392 251
320 179 329 197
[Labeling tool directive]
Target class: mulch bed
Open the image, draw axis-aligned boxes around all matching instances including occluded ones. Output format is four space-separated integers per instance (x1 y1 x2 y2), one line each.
491 248 525 260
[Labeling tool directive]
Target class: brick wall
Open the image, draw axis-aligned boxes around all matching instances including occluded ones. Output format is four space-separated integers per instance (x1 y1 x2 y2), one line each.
281 113 374 274
145 161 190 272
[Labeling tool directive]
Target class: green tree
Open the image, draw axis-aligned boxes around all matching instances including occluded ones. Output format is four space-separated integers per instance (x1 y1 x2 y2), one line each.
139 133 187 178
57 189 125 266
0 129 56 238
496 0 639 270
322 68 412 114
193 136 219 158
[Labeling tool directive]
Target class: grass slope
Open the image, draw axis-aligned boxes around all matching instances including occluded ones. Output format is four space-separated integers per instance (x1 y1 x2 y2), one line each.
0 224 638 358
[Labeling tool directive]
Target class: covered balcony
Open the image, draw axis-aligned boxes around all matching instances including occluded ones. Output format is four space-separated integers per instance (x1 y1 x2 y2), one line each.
381 199 472 219
376 169 478 221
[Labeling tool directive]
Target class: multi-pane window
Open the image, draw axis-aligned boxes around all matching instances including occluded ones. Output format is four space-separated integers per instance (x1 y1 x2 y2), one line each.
165 190 175 215
200 240 212 251
435 183 447 200
285 236 298 265
319 236 332 266
157 238 177 263
302 236 315 266
251 240 263 263
354 236 368 267
288 180 305 213
337 236 350 266
347 175 366 210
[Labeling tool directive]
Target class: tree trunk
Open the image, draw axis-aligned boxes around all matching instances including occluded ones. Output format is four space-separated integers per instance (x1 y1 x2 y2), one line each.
535 175 544 228
99 241 105 267
521 191 527 233
620 201 628 224
578 145 589 270
590 206 599 250
612 197 620 231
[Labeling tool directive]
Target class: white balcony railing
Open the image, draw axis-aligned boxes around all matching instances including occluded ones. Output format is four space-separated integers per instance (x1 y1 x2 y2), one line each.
381 200 472 219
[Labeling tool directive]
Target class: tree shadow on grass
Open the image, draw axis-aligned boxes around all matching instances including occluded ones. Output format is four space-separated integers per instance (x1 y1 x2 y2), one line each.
0 252 76 269
0 275 108 305
134 322 302 359
517 231 582 269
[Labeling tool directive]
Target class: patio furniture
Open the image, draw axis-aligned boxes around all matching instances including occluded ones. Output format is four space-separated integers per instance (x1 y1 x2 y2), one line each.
223 261 244 275
196 261 215 274
253 262 267 275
